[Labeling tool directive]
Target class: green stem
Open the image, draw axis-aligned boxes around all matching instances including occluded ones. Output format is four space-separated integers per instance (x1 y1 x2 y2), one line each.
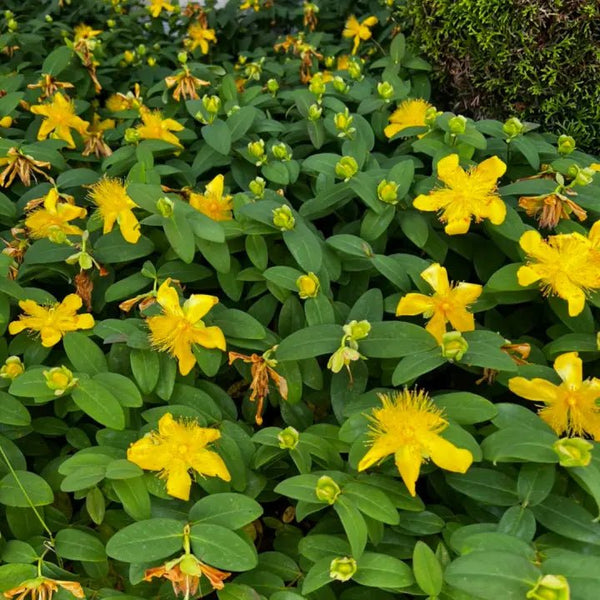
0 442 55 544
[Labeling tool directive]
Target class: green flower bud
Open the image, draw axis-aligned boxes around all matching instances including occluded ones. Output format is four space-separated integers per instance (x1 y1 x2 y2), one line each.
123 50 135 64
4 11 14 18
107 19 116 28
347 60 362 80
557 134 576 155
272 205 295 231
573 166 594 187
147 57 156 67
335 156 359 181
45 15 54 23
343 319 371 341
249 176 266 199
179 554 202 576
503 117 525 138
7 18 17 31
202 94 221 115
278 426 300 450
329 557 357 582
0 356 24 380
448 115 467 135
296 272 320 299
227 105 241 117
271 142 292 161
334 109 355 138
78 252 93 270
327 345 362 373
440 331 469 362
553 437 593 468
266 78 279 94
377 81 394 100
137 44 146 56
44 366 78 396
177 51 188 64
248 139 266 165
377 179 399 204
124 127 140 144
526 574 570 600
47 226 68 245
424 106 441 127
157 196 174 218
315 475 341 504
309 76 326 97
332 76 349 94
307 103 322 121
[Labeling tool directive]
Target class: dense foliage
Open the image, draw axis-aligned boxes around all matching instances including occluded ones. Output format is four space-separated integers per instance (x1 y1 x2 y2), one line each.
1 1 600 600
400 0 600 151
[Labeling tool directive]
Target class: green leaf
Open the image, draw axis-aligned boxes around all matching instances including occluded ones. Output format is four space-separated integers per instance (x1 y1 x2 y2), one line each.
481 428 558 464
189 493 263 529
276 325 343 360
0 392 31 426
461 330 519 372
433 392 497 424
41 45 73 76
301 557 333 595
227 107 257 141
94 231 155 264
361 322 438 358
164 209 196 264
72 379 126 430
106 519 184 562
189 524 258 571
112 477 152 521
8 367 52 398
0 471 54 507
342 482 399 525
130 348 160 394
55 529 106 562
354 552 414 589
283 224 323 272
445 468 518 506
63 332 108 375
93 372 143 408
392 350 446 385
334 495 368 559
0 564 38 593
412 541 443 596
517 463 555 506
274 474 320 503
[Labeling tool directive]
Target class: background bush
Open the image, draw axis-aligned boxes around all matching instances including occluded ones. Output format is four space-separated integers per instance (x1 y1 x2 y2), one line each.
400 0 600 150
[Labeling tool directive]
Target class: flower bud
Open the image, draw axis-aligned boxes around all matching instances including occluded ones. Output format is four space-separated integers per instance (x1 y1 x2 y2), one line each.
347 60 362 80
227 105 241 117
440 331 469 362
248 139 266 165
78 252 93 270
332 76 349 94
307 103 322 121
377 81 394 101
202 95 221 115
7 18 17 31
334 109 355 138
44 366 78 396
249 176 266 198
124 128 140 144
526 574 570 600
45 15 53 23
377 179 399 204
315 475 341 504
557 134 576 155
573 166 594 187
278 426 300 450
157 196 174 218
448 115 467 135
343 319 371 341
4 10 14 18
424 106 440 127
0 116 12 128
137 44 146 56
553 437 593 468
324 56 335 68
296 272 320 299
272 205 295 231
107 19 116 28
309 75 326 97
335 156 359 181
502 117 525 138
177 51 188 65
329 557 357 582
179 554 202 577
123 50 135 64
0 356 24 380
147 57 156 67
327 346 362 373
266 78 279 95
271 142 292 161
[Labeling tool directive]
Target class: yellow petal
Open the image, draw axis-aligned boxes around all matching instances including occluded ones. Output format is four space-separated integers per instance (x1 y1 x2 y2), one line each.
508 377 560 404
413 191 446 212
452 282 482 305
484 196 507 226
363 16 378 26
40 326 62 347
184 294 219 323
421 263 450 294
44 189 59 212
384 123 402 139
75 314 95 330
519 230 543 255
436 154 462 186
394 445 422 497
206 174 224 199
473 155 507 185
446 307 475 333
19 299 47 317
395 293 434 317
444 218 471 235
165 461 192 500
191 449 231 482
538 403 569 436
157 412 182 437
60 294 83 313
517 265 541 287
8 321 28 336
176 345 197 376
424 432 473 474
192 325 226 351
425 310 446 344
553 352 582 388
127 437 168 471
588 220 600 248
118 208 141 244
156 279 182 315
358 437 394 471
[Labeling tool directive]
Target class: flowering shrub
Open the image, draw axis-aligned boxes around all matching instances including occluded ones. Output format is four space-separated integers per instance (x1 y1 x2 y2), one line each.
0 1 600 600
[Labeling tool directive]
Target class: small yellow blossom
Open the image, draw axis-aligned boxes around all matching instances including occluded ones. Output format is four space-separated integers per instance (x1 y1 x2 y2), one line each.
25 188 87 241
127 412 231 500
30 93 90 149
148 0 175 18
509 351 600 439
185 22 217 55
413 153 507 235
136 107 184 148
3 576 84 600
8 294 94 347
384 98 432 139
0 116 13 128
517 224 600 316
147 279 226 376
189 175 233 222
342 15 378 55
73 23 102 42
396 263 482 343
88 177 140 244
358 389 473 496
106 94 133 112
0 356 24 380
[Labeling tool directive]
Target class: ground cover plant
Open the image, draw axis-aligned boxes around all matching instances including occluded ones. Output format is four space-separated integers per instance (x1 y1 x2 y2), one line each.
1 1 600 599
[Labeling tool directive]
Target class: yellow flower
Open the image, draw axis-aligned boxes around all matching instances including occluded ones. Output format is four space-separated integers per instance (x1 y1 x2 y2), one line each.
509 351 600 440
189 174 233 222
88 177 140 244
296 272 320 299
73 23 102 42
342 15 378 55
517 224 600 316
147 279 226 376
25 188 87 241
127 412 231 500
8 294 94 347
106 94 132 112
186 22 217 55
3 576 84 600
358 389 473 496
30 93 90 149
413 153 507 235
384 98 432 139
396 263 482 343
148 0 175 18
136 107 184 148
